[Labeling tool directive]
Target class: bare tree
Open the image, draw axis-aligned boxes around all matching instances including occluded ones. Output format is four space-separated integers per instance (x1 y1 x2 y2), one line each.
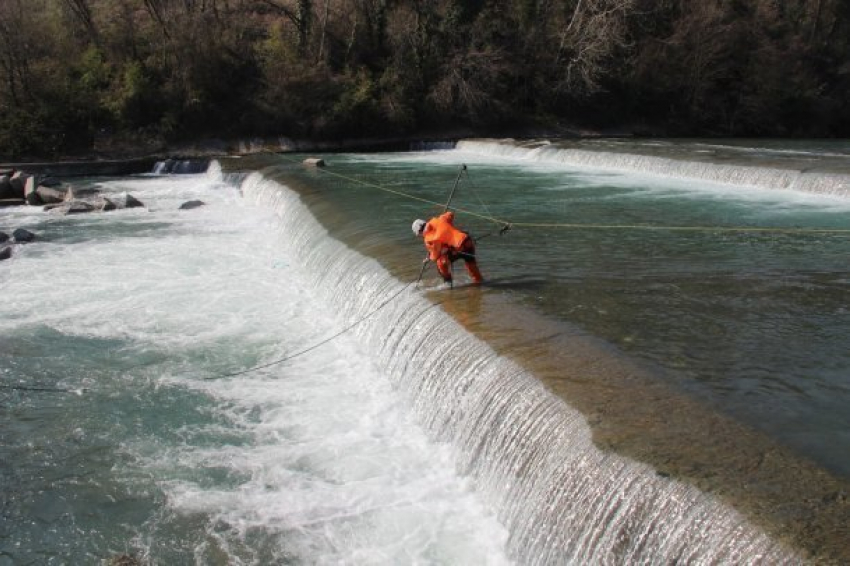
254 0 313 55
554 0 636 94
61 0 99 41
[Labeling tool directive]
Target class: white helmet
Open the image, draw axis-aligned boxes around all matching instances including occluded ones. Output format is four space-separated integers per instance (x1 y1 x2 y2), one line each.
412 219 426 236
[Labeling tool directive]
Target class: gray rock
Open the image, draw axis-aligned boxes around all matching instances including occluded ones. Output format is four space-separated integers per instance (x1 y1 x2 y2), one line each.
124 194 144 209
99 197 117 211
47 202 96 215
9 172 29 198
23 177 41 205
36 185 65 204
67 202 96 214
179 200 205 210
13 228 35 242
0 175 13 199
303 158 325 167
0 246 11 261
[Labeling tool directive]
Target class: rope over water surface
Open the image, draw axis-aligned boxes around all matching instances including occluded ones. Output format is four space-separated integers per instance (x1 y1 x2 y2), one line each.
282 153 850 236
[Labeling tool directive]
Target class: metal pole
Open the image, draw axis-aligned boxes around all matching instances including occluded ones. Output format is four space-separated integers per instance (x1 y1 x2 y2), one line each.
443 164 466 212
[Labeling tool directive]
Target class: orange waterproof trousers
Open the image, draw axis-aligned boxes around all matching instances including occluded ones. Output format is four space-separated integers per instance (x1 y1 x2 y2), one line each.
436 237 483 284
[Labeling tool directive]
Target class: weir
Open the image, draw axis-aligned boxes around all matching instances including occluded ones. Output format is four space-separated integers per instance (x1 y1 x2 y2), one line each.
235 169 800 564
457 139 850 198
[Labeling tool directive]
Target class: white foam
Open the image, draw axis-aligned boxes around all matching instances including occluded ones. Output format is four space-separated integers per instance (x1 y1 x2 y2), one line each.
450 139 850 202
0 166 511 564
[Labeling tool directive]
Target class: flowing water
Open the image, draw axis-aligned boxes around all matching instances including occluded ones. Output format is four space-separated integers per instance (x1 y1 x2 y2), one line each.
2 138 849 564
0 168 509 564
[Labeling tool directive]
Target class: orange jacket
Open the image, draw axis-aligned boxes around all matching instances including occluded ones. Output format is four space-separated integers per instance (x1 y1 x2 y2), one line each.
423 212 468 261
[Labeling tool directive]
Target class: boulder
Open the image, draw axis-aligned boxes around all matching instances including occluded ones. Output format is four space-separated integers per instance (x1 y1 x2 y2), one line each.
67 201 96 214
13 228 35 242
25 178 43 205
0 246 11 261
23 176 41 205
9 172 29 198
179 199 205 210
303 158 325 167
36 185 66 204
124 194 144 209
47 201 96 215
0 175 13 199
0 231 8 243
99 197 117 212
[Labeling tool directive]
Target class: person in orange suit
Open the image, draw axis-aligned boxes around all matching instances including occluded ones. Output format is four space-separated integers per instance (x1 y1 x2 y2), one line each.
412 212 483 287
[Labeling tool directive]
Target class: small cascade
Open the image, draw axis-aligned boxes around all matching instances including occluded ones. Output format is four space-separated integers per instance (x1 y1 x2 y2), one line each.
236 171 799 564
152 158 210 175
457 139 850 198
409 140 457 151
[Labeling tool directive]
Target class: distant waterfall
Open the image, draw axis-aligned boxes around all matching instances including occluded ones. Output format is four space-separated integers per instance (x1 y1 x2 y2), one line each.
153 158 210 175
409 140 457 151
457 139 850 198
238 171 798 564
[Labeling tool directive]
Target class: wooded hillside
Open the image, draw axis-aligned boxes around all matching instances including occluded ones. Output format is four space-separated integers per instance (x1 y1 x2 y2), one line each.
1 0 848 158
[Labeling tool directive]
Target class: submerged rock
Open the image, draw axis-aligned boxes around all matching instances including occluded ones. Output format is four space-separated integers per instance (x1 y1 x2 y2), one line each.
303 157 325 167
47 201 96 215
178 199 205 210
13 228 35 242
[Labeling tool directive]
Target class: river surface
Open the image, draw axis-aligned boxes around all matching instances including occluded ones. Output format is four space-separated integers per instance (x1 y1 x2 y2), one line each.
254 139 850 478
2 137 849 564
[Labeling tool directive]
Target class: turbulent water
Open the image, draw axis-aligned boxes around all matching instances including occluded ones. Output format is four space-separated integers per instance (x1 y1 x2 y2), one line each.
0 167 509 564
2 138 849 564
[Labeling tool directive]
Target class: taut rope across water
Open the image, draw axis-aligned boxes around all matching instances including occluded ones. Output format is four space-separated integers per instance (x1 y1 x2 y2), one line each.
280 153 850 236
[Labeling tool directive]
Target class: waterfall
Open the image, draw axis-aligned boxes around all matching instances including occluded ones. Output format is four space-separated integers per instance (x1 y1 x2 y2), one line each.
409 140 458 151
457 139 850 198
152 158 211 175
236 170 799 564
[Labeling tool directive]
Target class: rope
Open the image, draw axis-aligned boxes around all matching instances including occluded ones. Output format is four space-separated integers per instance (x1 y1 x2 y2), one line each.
205 272 438 381
275 153 850 236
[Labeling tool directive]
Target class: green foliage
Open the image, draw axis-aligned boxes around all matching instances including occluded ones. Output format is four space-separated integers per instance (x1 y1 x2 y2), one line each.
329 68 382 136
0 0 849 158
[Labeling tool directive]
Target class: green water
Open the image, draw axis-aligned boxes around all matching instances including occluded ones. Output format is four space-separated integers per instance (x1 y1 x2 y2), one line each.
249 150 850 479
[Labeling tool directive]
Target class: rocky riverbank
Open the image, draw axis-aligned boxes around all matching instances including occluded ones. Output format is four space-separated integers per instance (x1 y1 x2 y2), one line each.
0 155 215 263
